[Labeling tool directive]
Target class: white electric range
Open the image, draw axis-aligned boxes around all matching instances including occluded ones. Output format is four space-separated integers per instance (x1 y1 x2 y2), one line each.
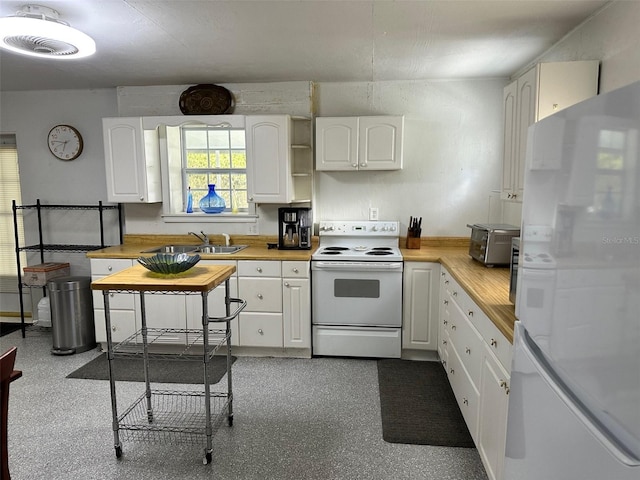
311 221 403 358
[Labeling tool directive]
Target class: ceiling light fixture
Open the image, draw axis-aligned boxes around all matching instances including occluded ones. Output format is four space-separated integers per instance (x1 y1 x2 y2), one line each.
0 4 95 59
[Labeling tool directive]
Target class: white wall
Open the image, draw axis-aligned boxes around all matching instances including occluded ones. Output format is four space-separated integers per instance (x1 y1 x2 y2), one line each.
314 79 505 235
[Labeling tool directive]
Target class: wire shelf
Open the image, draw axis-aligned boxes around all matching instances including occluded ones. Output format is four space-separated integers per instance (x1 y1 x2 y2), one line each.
117 390 231 445
112 328 231 360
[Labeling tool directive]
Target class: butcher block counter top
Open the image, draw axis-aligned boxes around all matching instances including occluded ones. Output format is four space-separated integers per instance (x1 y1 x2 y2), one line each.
88 234 515 343
91 263 236 293
86 234 314 261
402 239 516 344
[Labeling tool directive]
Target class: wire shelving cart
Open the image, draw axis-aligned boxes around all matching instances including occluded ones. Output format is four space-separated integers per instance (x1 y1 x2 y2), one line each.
91 264 246 464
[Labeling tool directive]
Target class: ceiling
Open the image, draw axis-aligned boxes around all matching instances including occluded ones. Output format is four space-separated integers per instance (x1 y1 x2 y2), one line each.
0 0 610 92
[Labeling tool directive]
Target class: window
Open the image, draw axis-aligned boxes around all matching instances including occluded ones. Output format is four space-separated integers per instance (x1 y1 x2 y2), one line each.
182 127 248 213
0 135 25 293
594 128 627 219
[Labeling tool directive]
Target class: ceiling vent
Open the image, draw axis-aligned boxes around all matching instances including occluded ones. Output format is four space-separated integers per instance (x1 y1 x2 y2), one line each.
0 5 95 59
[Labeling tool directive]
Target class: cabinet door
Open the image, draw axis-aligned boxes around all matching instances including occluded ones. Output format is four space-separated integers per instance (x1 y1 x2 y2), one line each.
501 80 518 201
359 116 404 170
478 345 511 480
402 262 440 351
283 277 310 348
186 260 239 346
102 117 162 203
315 117 359 171
246 115 292 203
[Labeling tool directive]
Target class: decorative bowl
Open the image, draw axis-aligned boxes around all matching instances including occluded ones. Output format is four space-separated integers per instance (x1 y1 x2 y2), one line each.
137 253 201 274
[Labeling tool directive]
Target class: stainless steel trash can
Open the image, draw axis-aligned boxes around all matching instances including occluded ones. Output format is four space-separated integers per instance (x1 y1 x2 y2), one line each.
48 276 95 355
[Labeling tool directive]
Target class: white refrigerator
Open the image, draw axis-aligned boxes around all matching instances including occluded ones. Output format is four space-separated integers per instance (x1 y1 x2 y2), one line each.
505 80 640 479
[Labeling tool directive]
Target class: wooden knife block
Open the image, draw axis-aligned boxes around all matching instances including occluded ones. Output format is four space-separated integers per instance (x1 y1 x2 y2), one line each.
406 236 421 249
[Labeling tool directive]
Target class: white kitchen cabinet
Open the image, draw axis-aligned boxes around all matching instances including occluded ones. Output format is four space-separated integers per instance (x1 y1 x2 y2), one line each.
439 266 513 480
501 61 599 201
237 260 283 347
315 116 404 171
102 117 162 203
478 343 511 480
245 115 312 204
185 260 239 346
402 262 440 352
91 259 136 344
282 261 310 349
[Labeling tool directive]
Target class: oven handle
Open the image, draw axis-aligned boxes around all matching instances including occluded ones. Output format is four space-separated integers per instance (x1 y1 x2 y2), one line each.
312 261 403 272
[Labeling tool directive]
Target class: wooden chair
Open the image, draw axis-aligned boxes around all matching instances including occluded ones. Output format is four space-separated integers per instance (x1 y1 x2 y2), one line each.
1 347 22 480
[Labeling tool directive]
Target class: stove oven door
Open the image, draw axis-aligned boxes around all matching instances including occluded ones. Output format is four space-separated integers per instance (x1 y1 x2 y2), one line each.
311 261 403 327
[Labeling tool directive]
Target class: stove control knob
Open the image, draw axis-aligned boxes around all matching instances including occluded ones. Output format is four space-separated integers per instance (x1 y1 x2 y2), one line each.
390 225 396 232
381 225 388 231
371 225 377 231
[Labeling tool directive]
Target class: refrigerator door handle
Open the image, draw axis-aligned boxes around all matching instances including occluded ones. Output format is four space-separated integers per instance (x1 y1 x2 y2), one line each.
520 328 640 467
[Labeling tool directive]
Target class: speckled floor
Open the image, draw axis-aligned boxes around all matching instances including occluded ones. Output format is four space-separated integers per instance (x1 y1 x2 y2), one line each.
3 326 488 480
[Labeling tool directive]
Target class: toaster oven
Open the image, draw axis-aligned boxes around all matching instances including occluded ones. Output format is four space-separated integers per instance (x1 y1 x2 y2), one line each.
466 223 520 266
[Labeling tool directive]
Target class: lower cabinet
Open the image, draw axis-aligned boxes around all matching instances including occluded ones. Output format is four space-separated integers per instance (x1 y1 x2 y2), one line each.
402 262 440 351
439 266 512 480
91 258 312 354
91 259 137 343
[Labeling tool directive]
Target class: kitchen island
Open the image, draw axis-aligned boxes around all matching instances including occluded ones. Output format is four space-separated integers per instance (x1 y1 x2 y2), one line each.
91 262 245 464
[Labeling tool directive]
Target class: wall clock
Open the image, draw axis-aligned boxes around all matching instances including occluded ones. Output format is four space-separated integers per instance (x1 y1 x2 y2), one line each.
47 124 83 160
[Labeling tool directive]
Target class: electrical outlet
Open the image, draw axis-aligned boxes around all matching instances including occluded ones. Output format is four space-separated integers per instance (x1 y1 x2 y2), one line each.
369 207 379 221
248 223 258 235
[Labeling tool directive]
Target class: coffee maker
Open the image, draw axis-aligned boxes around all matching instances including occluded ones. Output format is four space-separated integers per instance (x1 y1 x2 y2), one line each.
278 207 312 250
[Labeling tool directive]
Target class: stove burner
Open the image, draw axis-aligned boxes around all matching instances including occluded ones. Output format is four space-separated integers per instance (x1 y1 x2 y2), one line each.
371 247 392 251
321 251 343 255
324 247 349 251
366 250 393 256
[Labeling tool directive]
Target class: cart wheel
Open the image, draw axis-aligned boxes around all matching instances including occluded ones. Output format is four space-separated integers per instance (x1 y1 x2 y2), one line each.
115 445 122 458
228 415 234 427
203 452 212 465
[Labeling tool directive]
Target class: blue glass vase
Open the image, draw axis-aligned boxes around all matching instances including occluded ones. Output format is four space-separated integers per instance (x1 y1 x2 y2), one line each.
199 184 225 214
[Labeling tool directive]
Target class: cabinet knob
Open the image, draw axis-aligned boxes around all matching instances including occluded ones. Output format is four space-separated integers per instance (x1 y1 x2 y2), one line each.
450 368 455 375
443 320 448 325
451 325 456 331
463 397 468 406
257 267 262 273
284 282 290 287
441 272 445 277
257 293 263 299
468 310 473 317
258 328 264 335
249 196 254 202
351 163 358 168
444 280 449 285
359 163 367 168
452 291 457 296
443 300 448 305
139 196 144 201
292 268 299 273
108 265 113 271
465 347 471 354
499 379 507 389
112 326 117 331
110 292 115 298
490 338 498 348
442 339 447 345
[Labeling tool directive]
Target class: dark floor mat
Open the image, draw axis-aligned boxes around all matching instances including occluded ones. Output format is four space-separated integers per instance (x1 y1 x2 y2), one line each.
0 322 23 337
377 359 475 447
67 352 235 384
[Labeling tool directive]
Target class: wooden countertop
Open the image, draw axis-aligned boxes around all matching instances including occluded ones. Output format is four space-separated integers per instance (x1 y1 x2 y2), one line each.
88 234 515 343
402 244 516 343
86 234 314 261
91 264 236 292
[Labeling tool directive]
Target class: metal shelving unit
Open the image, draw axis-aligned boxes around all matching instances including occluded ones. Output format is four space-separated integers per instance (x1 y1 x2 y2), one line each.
11 199 122 337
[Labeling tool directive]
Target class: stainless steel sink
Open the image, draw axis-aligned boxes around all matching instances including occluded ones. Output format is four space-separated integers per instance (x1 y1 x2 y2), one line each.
197 245 248 254
142 245 199 254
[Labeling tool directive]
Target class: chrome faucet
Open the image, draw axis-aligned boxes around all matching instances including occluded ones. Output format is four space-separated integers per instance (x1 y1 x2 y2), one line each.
188 231 209 245
221 233 230 247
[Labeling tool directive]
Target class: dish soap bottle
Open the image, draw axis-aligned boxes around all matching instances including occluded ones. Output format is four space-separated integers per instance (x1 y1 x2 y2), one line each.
186 186 193 213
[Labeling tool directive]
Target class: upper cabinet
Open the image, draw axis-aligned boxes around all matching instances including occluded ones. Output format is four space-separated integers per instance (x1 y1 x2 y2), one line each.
246 115 313 204
316 116 404 171
501 61 599 202
102 117 162 203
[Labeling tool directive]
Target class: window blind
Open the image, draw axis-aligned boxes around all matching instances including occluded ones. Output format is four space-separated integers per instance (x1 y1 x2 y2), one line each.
0 138 25 293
